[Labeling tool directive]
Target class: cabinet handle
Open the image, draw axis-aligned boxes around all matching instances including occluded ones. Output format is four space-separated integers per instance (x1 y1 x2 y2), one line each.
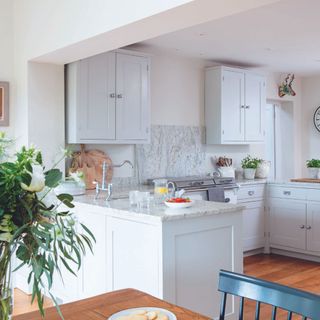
245 105 250 109
283 191 291 196
248 190 255 196
109 93 115 98
306 225 312 230
117 94 123 99
240 105 245 109
300 225 305 229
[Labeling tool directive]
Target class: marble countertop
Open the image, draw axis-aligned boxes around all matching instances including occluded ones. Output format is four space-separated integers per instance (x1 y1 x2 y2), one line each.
73 192 245 222
236 178 267 186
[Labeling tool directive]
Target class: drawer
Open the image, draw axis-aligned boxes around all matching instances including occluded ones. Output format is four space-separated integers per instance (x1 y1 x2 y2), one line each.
268 186 306 200
238 185 265 201
306 189 320 201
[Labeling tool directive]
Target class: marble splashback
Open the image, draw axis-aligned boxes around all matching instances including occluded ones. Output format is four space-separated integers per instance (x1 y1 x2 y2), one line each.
136 125 206 182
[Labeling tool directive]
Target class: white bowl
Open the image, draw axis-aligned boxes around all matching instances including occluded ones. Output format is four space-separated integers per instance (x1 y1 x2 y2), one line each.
108 307 177 320
164 200 194 209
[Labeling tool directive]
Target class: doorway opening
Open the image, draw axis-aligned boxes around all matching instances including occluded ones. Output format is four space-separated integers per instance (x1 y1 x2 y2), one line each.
265 101 294 181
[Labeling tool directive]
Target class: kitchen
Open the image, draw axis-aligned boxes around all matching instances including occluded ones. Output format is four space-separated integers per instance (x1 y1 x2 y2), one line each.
2 1 320 320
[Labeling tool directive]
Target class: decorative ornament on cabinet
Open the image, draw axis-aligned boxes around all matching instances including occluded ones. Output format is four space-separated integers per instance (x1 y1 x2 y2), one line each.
278 73 296 98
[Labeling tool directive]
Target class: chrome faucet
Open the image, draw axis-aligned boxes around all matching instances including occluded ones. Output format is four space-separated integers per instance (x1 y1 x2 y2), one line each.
95 160 134 201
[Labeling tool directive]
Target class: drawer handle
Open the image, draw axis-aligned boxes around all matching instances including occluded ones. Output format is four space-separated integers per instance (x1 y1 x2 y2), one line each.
248 191 255 196
300 225 305 229
283 191 291 196
306 225 312 230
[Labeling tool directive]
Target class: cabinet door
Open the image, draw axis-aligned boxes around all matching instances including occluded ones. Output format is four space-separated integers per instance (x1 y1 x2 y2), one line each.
244 73 265 142
242 200 265 251
78 52 116 141
77 207 107 298
116 53 150 140
269 199 306 250
221 70 245 142
307 203 320 252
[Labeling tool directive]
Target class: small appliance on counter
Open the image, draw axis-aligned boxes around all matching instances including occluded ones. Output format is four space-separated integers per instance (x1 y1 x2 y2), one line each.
166 176 239 204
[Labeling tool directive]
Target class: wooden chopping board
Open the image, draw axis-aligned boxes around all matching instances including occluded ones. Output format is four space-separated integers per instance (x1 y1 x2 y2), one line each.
291 178 320 183
69 145 113 190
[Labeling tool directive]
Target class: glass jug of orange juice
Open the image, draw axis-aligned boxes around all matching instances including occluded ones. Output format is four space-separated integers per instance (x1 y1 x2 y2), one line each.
153 179 168 204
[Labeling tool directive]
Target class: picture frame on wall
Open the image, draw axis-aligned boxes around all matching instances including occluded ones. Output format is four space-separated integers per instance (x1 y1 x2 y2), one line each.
0 82 9 126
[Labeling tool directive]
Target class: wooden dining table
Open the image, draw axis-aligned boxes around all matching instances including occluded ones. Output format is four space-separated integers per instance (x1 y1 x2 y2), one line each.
13 288 211 320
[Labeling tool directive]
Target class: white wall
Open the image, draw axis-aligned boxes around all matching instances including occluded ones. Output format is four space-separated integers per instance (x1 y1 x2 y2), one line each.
0 0 13 135
301 75 320 175
11 0 280 168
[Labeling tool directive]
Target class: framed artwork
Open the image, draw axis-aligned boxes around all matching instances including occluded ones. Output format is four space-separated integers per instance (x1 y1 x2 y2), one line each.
0 82 9 126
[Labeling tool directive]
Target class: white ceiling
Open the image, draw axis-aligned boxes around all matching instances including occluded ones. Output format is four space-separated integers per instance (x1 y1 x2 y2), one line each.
136 0 320 76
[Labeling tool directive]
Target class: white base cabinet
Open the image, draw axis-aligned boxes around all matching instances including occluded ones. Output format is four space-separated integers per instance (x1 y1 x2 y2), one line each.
268 185 320 255
238 184 265 252
16 202 242 320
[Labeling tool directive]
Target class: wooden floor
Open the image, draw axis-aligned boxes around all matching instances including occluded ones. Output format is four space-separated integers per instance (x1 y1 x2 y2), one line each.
243 254 320 319
13 254 320 318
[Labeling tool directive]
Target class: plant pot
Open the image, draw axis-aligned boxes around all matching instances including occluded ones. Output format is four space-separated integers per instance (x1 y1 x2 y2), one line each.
308 167 320 179
243 168 256 180
255 161 271 179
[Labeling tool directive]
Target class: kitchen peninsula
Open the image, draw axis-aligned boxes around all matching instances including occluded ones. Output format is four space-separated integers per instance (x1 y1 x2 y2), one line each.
58 196 243 319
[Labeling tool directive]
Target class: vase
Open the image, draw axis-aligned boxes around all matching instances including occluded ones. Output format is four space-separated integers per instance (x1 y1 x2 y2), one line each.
255 161 271 179
0 242 13 320
308 167 320 179
243 168 256 180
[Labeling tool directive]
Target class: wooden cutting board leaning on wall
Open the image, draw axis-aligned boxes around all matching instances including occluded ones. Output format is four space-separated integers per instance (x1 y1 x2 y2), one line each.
69 144 113 190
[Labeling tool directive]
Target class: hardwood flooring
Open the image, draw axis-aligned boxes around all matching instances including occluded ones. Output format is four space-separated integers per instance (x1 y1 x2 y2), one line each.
12 254 320 318
243 254 320 319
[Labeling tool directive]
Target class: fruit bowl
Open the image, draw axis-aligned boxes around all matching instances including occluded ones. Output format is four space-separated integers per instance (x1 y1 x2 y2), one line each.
164 198 193 209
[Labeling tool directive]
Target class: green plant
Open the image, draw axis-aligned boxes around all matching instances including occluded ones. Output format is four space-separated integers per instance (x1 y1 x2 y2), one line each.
0 145 95 319
241 155 261 169
306 159 320 168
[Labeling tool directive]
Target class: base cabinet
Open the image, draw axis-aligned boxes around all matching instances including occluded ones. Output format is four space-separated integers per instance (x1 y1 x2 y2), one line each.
268 185 320 255
242 201 265 251
306 203 320 252
238 185 265 252
269 199 306 250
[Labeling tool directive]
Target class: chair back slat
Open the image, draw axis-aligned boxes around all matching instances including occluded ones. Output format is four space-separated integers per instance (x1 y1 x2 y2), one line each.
272 306 277 320
219 292 227 320
218 270 320 319
238 296 244 320
255 301 260 320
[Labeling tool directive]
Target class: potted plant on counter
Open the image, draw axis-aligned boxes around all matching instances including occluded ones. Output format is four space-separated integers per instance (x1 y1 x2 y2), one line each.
306 159 320 179
241 155 260 180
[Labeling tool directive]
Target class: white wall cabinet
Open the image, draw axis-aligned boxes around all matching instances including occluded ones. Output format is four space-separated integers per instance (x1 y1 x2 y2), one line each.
66 50 150 144
205 66 266 144
238 185 265 251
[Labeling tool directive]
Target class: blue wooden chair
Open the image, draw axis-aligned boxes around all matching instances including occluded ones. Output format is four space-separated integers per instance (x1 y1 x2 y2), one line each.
218 269 320 320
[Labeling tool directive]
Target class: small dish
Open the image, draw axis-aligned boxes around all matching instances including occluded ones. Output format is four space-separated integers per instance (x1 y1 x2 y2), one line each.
164 200 194 209
108 307 177 320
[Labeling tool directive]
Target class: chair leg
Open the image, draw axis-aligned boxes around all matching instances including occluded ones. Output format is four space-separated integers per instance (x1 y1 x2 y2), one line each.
287 311 292 320
219 292 227 320
272 306 277 320
255 301 260 320
239 297 244 320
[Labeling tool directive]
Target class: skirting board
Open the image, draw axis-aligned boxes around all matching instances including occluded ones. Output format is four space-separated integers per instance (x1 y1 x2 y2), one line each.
271 248 320 263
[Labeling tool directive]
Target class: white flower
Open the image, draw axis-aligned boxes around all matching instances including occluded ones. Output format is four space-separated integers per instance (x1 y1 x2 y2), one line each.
21 164 45 192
